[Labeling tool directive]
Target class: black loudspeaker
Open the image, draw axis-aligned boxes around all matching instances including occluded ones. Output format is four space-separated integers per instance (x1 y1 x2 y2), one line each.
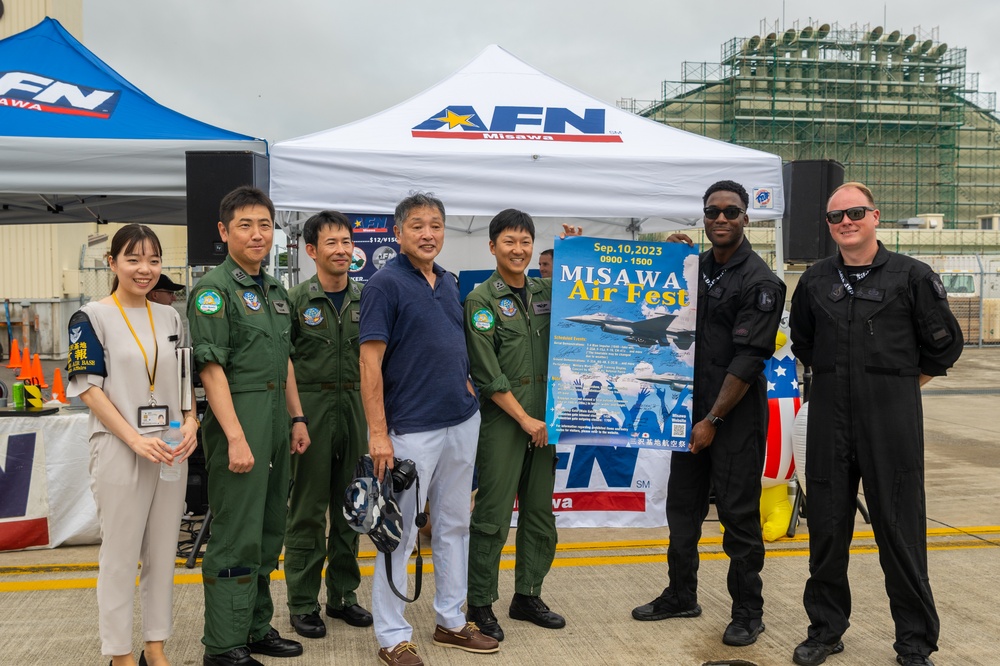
781 159 845 263
186 151 269 266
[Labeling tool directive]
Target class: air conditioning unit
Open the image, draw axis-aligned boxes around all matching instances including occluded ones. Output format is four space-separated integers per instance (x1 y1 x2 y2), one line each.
915 213 943 229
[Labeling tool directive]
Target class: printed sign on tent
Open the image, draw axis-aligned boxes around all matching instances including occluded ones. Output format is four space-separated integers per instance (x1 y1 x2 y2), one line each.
346 215 399 284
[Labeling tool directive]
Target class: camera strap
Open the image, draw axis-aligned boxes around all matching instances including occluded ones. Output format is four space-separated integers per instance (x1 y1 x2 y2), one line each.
385 472 423 603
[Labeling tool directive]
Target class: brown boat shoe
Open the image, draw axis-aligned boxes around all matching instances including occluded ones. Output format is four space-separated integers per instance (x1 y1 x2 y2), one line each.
378 641 423 666
432 622 500 654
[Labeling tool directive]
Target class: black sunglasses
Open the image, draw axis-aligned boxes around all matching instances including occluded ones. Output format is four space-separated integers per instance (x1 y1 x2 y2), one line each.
703 206 745 221
826 206 875 224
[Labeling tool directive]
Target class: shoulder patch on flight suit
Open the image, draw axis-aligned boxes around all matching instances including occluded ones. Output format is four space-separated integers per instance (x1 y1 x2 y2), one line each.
756 287 778 312
231 268 249 282
350 282 362 297
302 307 324 326
308 281 321 293
498 297 518 317
471 308 495 332
532 300 551 315
195 289 225 316
493 279 506 292
828 283 847 302
928 273 948 300
272 299 290 314
351 310 361 323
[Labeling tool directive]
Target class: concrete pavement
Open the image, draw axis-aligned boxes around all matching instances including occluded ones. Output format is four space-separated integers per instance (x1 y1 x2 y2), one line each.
1 349 998 665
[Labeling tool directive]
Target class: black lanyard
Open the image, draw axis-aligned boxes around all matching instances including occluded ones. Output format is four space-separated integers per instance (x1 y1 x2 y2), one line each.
702 268 728 291
836 268 871 297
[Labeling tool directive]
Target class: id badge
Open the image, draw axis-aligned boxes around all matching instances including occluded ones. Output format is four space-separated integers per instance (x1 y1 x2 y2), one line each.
138 405 169 427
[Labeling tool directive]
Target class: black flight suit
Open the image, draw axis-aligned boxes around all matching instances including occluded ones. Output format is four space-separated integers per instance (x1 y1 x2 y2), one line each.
666 238 785 623
789 241 963 659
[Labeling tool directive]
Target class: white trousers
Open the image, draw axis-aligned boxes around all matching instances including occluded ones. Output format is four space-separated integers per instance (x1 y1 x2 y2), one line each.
90 432 187 656
372 411 481 648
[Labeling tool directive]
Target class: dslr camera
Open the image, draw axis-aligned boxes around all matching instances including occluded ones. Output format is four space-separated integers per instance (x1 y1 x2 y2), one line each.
390 458 418 494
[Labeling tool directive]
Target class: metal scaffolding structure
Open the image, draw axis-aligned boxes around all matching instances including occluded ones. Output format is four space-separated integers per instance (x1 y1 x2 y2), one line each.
621 20 1000 228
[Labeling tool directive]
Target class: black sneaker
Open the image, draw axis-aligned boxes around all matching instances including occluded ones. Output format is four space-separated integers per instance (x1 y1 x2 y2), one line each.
792 638 845 666
723 619 765 646
896 655 934 666
631 589 702 621
508 593 566 629
467 604 504 641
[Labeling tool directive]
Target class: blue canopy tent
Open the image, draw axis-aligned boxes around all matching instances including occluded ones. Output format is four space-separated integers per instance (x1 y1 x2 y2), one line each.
0 18 266 225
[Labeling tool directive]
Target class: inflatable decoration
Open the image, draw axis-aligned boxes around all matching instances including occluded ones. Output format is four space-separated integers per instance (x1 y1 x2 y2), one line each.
722 312 801 541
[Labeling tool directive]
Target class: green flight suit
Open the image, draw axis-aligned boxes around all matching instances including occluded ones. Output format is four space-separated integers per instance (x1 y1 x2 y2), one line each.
284 275 367 615
188 255 293 655
464 272 557 606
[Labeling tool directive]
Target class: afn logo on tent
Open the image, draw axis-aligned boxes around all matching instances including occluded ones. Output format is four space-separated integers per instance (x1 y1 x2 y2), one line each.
0 71 121 118
413 105 623 143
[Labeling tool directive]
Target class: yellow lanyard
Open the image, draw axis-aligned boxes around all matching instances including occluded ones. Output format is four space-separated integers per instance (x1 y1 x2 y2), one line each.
112 293 159 401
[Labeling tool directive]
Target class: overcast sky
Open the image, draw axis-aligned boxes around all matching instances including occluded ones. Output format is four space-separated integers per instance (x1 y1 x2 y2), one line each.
82 1 1000 144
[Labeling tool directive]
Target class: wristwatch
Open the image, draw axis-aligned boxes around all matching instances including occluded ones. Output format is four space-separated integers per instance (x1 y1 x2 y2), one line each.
706 413 724 428
291 415 309 426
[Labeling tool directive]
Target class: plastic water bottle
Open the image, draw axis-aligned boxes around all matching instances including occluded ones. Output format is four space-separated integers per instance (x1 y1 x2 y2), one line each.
160 420 184 481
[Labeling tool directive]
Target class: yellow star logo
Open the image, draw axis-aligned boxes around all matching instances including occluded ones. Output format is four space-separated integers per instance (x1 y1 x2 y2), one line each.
433 109 476 129
354 219 362 228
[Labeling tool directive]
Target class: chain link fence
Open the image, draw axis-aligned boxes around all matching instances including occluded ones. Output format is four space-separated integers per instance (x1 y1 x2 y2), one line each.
76 266 192 328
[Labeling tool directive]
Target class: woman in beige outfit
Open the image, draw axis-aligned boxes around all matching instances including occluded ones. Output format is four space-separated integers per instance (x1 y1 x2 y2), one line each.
67 224 198 666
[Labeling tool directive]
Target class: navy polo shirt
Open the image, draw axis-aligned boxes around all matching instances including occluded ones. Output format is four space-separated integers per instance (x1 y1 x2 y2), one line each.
359 253 479 434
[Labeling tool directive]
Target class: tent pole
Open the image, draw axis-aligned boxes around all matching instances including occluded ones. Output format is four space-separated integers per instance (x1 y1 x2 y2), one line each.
626 218 641 240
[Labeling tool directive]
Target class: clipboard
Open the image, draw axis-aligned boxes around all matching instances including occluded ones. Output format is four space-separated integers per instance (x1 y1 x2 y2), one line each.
176 347 193 411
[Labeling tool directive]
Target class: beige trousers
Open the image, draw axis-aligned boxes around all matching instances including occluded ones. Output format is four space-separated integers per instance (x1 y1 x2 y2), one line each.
89 432 187 656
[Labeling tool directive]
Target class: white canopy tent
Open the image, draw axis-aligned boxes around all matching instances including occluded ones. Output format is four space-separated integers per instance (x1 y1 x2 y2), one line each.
271 45 784 272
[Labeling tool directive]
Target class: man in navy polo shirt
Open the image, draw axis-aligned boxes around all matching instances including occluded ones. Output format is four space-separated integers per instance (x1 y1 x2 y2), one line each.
359 193 499 666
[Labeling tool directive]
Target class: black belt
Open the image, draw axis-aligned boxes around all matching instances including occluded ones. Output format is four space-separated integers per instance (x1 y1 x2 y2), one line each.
298 381 361 391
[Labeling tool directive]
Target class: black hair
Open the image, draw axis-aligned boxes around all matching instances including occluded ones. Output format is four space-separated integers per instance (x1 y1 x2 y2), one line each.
488 208 536 243
394 192 445 227
108 224 162 293
219 186 275 228
703 180 749 209
303 210 353 246
539 249 553 258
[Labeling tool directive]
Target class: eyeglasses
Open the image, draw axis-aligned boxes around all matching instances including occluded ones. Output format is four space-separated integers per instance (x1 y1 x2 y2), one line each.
703 206 746 221
826 206 875 224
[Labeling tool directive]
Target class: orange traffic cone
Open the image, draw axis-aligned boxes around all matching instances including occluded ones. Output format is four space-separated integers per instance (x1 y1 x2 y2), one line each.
32 354 49 389
5 338 21 368
51 368 68 404
17 345 32 380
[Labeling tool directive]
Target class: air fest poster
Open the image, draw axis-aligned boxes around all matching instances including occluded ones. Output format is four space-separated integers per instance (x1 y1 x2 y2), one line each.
546 236 699 451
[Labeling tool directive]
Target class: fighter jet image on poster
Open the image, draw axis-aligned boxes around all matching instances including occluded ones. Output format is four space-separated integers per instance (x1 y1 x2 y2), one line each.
633 370 693 391
564 310 695 350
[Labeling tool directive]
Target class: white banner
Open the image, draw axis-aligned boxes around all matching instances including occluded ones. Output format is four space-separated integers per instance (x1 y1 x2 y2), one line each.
514 445 671 528
0 426 51 550
0 412 98 550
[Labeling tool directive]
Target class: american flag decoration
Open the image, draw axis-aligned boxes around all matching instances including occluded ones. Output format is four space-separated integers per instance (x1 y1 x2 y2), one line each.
762 349 800 486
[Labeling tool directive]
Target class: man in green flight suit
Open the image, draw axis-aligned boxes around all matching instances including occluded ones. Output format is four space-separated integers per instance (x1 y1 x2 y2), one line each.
464 209 577 642
189 186 311 666
285 211 373 638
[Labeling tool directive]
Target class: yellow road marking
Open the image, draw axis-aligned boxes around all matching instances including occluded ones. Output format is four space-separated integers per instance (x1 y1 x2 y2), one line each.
4 525 997 575
2 528 996 593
